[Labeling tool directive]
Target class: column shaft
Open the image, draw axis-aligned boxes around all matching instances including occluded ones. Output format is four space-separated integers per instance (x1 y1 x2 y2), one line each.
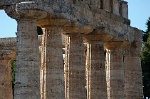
14 20 40 99
106 48 124 99
42 27 65 98
124 50 143 99
86 42 107 99
0 52 13 99
65 34 86 99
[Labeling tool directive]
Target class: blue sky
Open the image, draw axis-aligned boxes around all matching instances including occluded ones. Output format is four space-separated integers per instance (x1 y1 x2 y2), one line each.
0 0 150 38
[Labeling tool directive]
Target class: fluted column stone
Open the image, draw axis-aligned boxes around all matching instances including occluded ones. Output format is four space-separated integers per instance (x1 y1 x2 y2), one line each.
124 41 143 99
38 18 66 99
0 50 15 99
105 41 125 99
86 41 107 99
4 2 47 99
84 33 112 99
62 23 92 99
64 34 86 99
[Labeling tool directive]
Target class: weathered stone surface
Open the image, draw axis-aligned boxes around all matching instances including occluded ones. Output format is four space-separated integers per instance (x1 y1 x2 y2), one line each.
0 50 15 99
64 34 86 99
40 26 65 99
124 31 143 99
14 19 41 99
0 0 143 99
124 49 143 99
86 42 107 99
106 50 125 99
105 42 125 99
4 2 47 99
1 0 138 43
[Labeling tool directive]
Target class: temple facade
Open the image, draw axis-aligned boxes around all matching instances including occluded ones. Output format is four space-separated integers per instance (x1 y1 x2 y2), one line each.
0 0 143 99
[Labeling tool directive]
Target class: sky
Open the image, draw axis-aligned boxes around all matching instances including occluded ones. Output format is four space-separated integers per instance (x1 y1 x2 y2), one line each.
0 0 150 38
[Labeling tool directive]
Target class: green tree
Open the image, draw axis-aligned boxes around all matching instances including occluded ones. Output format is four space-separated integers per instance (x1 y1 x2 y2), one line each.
141 17 150 99
11 60 16 97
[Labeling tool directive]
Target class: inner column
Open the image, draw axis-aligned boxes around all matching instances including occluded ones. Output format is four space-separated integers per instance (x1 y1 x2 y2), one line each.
124 42 143 99
105 42 125 99
86 41 107 99
64 34 86 99
42 26 65 99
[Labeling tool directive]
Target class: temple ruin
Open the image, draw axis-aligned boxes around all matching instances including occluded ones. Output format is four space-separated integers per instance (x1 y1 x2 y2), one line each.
0 0 143 99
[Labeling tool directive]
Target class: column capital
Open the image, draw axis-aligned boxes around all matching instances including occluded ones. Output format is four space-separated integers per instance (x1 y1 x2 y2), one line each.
83 28 113 43
104 41 128 50
4 1 47 20
38 18 69 28
62 22 93 34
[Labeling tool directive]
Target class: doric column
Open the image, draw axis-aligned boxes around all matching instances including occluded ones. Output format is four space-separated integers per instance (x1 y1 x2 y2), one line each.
0 50 15 99
38 19 66 99
64 34 86 99
62 24 92 99
86 42 107 99
84 32 112 99
4 2 47 99
105 41 125 99
124 41 143 99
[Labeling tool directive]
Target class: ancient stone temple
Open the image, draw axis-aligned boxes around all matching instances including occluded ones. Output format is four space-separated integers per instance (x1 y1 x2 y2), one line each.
0 0 143 99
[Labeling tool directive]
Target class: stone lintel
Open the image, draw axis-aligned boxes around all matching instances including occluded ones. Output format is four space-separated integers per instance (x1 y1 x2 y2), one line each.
62 25 93 34
0 50 16 60
0 36 42 50
2 0 141 44
40 1 139 43
4 1 47 20
0 37 16 51
83 28 113 42
38 18 70 27
61 21 93 34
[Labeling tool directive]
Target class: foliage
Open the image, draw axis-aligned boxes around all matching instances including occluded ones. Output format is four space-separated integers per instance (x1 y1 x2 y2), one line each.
141 17 150 99
11 60 16 90
143 18 150 42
